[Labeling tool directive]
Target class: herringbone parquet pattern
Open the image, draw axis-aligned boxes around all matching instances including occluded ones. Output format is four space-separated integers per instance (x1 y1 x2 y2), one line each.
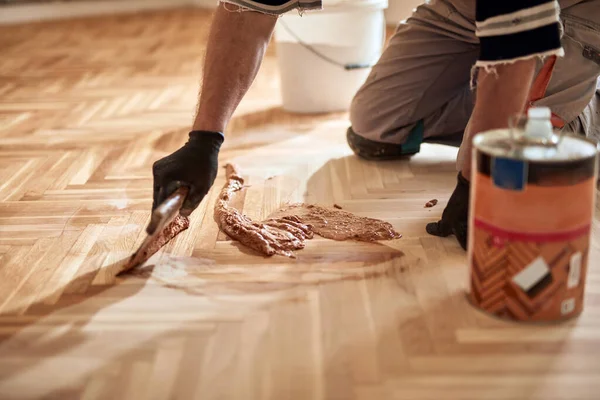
470 228 589 321
0 7 600 400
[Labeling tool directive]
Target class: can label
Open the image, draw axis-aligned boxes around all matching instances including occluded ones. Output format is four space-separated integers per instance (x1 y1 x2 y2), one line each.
469 153 596 322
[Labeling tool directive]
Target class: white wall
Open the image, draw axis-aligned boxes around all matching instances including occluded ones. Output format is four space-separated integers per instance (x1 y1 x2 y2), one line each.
385 0 422 25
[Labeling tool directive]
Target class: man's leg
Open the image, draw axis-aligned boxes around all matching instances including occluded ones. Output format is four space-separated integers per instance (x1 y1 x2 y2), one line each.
564 81 600 141
348 0 479 160
192 3 277 133
533 1 600 140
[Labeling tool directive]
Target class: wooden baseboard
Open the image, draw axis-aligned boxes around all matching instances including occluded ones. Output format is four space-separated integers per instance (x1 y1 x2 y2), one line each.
0 0 207 25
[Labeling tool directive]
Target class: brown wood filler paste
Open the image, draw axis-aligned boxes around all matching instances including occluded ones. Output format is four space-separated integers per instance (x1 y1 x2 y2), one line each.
123 214 190 272
425 199 438 208
142 215 190 260
215 164 401 258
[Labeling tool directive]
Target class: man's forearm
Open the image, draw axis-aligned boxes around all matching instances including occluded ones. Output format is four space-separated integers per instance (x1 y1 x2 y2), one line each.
458 59 536 179
461 0 563 178
192 4 277 133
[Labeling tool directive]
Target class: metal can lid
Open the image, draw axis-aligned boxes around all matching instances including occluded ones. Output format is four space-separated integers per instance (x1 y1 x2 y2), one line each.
474 129 598 162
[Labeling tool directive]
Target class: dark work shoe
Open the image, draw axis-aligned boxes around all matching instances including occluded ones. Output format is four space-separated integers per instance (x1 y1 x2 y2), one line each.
346 121 424 161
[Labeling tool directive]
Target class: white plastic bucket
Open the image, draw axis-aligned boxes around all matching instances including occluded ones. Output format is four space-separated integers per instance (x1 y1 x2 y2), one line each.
274 0 387 113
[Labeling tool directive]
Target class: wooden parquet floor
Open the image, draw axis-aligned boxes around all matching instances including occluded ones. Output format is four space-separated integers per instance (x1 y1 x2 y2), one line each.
1 7 600 400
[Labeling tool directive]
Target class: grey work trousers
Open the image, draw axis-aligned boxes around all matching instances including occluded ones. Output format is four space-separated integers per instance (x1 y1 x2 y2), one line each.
349 0 600 151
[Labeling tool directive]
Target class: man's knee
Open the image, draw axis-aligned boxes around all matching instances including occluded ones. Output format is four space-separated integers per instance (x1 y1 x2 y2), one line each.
350 82 423 139
350 93 403 137
349 88 376 138
346 122 424 161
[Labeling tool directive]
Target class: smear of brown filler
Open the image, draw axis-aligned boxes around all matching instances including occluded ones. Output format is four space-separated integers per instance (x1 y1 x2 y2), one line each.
143 215 190 258
333 204 342 209
214 164 313 258
121 214 189 273
425 199 438 208
215 164 401 258
273 204 402 242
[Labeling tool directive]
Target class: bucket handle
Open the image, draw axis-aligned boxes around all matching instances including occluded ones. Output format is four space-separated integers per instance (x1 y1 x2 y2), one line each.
278 18 384 71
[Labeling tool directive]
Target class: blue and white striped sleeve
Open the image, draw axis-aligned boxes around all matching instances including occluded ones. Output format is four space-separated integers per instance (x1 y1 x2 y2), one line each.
475 0 563 68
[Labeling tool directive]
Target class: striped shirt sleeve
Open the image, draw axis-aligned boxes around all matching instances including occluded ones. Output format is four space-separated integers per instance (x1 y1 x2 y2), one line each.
476 0 563 67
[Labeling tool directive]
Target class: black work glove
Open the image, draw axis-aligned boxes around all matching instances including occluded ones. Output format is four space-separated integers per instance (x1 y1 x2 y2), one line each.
152 130 224 216
426 172 470 250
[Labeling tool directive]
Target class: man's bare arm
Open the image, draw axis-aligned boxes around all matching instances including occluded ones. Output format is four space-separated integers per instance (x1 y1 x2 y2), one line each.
152 4 277 214
193 4 277 133
458 59 536 179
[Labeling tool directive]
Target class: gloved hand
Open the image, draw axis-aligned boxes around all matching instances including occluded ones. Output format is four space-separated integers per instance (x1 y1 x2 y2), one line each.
426 172 470 250
152 130 224 216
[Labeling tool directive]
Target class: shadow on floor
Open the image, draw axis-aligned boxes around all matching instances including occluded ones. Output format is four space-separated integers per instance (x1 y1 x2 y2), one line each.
0 259 149 378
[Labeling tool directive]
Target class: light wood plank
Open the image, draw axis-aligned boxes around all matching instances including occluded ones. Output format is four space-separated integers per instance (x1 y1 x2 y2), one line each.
0 7 598 400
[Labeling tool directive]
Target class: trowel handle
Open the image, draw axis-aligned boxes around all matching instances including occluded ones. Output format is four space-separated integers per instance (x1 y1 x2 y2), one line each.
147 187 189 235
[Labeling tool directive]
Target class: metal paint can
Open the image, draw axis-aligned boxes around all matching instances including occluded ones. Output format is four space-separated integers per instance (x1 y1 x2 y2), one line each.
468 108 598 322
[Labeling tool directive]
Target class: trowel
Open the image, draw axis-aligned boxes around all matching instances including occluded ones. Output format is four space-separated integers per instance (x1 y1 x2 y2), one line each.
117 187 189 275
